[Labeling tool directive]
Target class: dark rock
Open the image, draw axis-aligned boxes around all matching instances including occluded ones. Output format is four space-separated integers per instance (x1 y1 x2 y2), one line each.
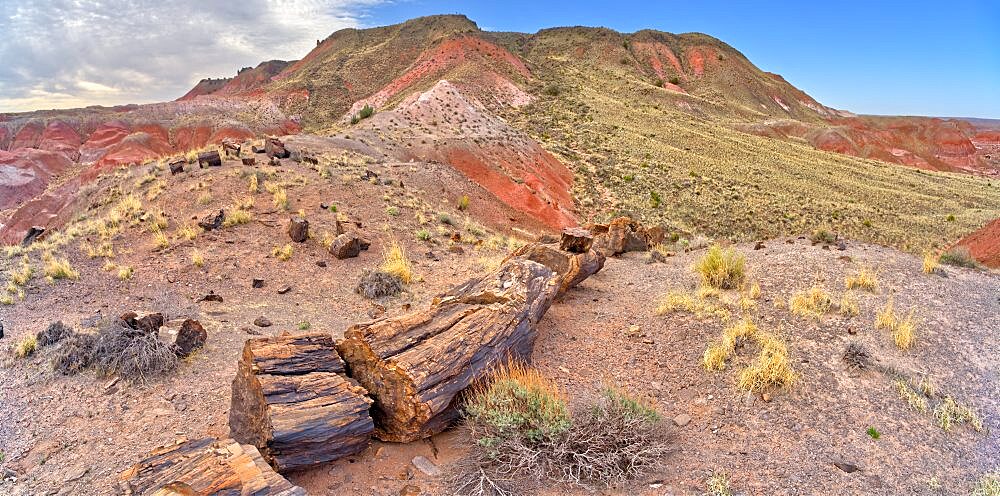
198 291 223 303
268 156 281 166
316 260 327 268
537 234 559 244
198 210 225 231
251 278 265 289
174 319 207 358
253 316 272 328
197 150 221 168
288 217 309 243
560 227 594 253
833 461 860 473
252 145 265 154
136 313 164 334
21 226 45 247
168 159 185 175
447 245 464 254
425 251 438 261
119 312 139 328
264 137 290 159
241 157 256 166
330 234 363 259
754 241 766 250
837 240 848 251
0 320 4 340
648 249 673 264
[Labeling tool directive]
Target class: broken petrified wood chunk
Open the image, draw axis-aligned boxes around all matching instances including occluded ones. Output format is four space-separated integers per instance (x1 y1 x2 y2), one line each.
20 226 45 247
197 150 222 168
222 140 241 158
506 243 605 296
337 258 561 442
242 157 256 166
168 158 185 175
264 137 290 159
198 210 225 231
329 233 368 259
287 217 309 243
174 319 206 358
588 216 664 256
559 227 594 253
229 333 374 472
120 437 306 495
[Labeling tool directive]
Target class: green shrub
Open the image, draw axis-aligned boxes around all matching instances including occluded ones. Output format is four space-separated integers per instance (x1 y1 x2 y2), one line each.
939 246 980 268
669 76 681 85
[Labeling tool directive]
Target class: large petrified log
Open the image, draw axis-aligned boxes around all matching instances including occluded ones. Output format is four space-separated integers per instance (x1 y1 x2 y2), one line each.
337 259 561 442
119 437 306 495
506 242 605 296
588 216 665 256
229 333 374 472
197 150 222 168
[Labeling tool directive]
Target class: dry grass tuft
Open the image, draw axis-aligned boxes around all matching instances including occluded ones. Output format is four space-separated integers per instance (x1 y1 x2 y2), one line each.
838 293 859 317
737 332 796 393
222 209 253 227
845 267 878 292
972 471 1000 496
43 255 79 281
702 319 757 371
153 230 170 249
92 319 177 382
896 379 928 412
706 473 733 496
875 298 897 330
874 298 916 350
15 335 38 358
117 266 134 281
272 188 289 210
922 252 940 274
179 224 199 241
694 245 745 289
655 290 730 321
788 285 832 318
934 397 984 432
380 242 413 284
191 250 205 267
51 332 97 375
272 244 293 261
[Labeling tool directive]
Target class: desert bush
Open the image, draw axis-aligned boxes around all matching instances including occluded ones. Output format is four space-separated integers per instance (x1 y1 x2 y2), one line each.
51 332 97 375
939 246 980 268
542 84 561 96
458 195 471 211
669 76 681 85
455 363 670 495
416 229 432 241
359 104 375 119
694 245 745 290
842 342 872 369
92 319 177 382
36 321 73 347
896 380 928 412
355 270 403 299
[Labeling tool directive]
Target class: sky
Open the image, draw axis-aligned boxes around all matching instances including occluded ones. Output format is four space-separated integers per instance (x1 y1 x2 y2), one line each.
1 0 997 117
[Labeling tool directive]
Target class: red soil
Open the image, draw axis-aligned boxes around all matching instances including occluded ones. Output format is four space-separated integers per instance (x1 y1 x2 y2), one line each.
0 178 81 244
9 121 44 150
955 218 1000 268
686 46 716 76
172 126 213 151
0 148 75 209
177 78 231 101
78 121 132 163
37 120 83 161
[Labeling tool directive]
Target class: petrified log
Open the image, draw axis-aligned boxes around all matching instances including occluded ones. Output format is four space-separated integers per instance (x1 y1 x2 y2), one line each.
20 226 45 247
329 233 368 259
222 140 241 158
507 243 605 296
174 319 206 358
242 157 256 166
229 333 374 472
287 217 309 243
168 159 185 175
589 216 665 256
559 227 594 253
264 137 290 159
197 150 222 168
120 437 306 495
337 258 561 442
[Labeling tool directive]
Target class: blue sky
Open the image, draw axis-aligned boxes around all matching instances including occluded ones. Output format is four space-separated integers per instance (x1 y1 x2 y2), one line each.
361 0 1000 118
2 0 997 117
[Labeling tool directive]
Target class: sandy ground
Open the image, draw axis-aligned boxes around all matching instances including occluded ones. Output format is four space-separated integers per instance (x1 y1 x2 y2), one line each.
0 151 997 496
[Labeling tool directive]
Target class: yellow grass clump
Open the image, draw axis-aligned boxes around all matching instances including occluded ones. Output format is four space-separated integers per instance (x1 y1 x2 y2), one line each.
694 245 745 290
153 230 170 249
875 298 897 329
895 380 928 412
43 255 79 281
922 252 940 274
248 175 259 193
117 266 134 281
15 335 38 358
191 249 205 267
737 332 796 393
838 293 859 317
272 244 293 262
272 188 289 210
380 242 413 284
179 224 199 240
702 319 758 370
222 209 253 227
845 267 878 292
655 290 730 321
874 298 916 350
788 285 832 318
934 397 983 432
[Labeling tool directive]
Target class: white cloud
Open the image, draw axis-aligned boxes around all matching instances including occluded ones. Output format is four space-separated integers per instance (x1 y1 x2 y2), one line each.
0 0 388 112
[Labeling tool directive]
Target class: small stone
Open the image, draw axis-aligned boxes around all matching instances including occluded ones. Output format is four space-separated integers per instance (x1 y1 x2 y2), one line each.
251 278 265 289
558 366 570 374
198 291 223 303
447 245 464 254
316 260 328 268
673 414 691 427
253 316 272 328
834 461 860 473
399 485 421 496
277 286 291 294
198 210 225 231
754 241 766 250
762 392 772 402
411 456 441 477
